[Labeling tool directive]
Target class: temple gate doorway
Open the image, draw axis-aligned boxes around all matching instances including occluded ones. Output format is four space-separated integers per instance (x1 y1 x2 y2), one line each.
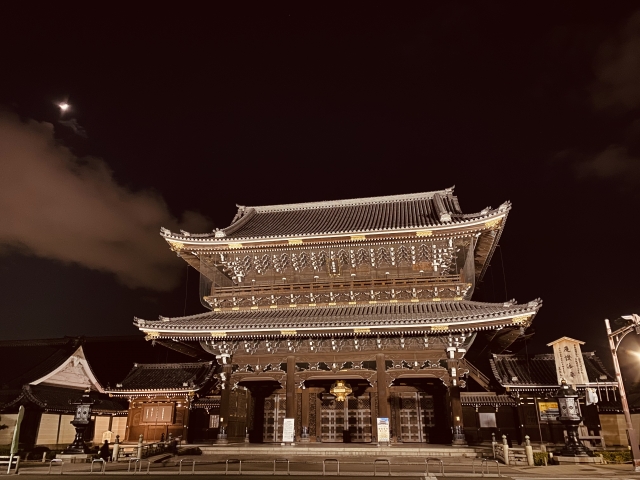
263 393 286 442
397 392 435 442
320 395 372 443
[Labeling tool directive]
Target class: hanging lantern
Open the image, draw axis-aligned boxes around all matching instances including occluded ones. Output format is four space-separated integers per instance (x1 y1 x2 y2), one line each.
329 380 352 402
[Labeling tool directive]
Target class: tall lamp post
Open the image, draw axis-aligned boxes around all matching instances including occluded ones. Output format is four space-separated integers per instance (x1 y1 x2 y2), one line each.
605 314 640 472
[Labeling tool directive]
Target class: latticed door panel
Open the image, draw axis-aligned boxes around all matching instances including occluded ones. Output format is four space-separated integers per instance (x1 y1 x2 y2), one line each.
321 399 344 442
399 393 435 443
321 396 372 442
263 394 286 442
347 396 372 442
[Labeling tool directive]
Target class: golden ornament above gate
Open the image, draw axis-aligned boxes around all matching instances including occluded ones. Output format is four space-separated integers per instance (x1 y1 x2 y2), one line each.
329 380 352 402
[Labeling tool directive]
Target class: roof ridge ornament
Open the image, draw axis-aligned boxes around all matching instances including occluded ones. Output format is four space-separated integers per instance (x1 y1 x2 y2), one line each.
498 201 511 213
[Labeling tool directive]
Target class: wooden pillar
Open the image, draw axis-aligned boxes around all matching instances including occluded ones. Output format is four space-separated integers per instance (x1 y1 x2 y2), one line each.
286 356 296 419
217 362 232 443
449 386 467 445
516 400 526 445
300 389 310 442
376 354 389 420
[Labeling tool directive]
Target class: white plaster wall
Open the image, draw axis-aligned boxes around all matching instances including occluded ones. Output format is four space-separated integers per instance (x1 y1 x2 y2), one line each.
0 414 18 445
58 415 76 444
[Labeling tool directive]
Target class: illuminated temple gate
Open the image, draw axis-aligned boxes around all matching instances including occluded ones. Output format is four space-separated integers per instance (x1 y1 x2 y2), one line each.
135 189 541 444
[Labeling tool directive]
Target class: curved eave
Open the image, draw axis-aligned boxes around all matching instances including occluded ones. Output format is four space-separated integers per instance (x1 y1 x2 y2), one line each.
105 389 198 396
136 310 538 341
504 383 618 391
160 208 510 248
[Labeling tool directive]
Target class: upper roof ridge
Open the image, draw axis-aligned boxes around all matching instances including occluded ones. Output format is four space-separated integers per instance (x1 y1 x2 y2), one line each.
243 188 455 214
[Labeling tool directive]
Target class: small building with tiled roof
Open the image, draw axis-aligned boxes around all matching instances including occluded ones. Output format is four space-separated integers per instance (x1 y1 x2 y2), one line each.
105 362 218 442
0 336 195 452
490 352 617 392
478 344 629 448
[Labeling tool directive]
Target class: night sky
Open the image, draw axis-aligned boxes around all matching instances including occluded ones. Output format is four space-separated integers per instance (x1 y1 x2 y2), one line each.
1 4 640 377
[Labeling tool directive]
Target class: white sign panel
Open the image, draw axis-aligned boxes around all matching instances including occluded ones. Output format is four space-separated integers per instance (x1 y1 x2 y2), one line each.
478 413 497 428
282 418 295 443
377 417 390 443
548 337 589 386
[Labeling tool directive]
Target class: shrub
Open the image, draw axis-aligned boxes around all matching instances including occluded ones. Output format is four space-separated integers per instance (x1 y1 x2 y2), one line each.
595 450 631 464
533 451 548 466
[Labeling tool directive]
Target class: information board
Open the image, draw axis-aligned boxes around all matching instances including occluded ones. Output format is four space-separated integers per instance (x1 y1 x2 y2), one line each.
538 401 559 421
282 418 295 443
377 417 390 443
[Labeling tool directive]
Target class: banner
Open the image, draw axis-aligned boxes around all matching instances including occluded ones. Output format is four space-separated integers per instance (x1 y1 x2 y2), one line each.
10 406 24 455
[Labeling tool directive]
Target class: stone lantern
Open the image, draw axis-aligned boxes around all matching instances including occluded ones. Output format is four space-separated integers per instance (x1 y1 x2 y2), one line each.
555 379 590 457
63 389 95 454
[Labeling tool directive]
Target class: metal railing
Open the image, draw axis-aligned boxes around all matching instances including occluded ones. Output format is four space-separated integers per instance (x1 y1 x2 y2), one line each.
425 457 444 476
127 458 150 474
90 458 106 474
48 459 63 475
323 458 340 476
373 458 390 476
473 458 501 476
179 458 196 475
273 458 290 475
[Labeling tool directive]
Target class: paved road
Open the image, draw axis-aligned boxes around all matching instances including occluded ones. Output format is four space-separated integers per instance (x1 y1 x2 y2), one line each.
8 455 640 479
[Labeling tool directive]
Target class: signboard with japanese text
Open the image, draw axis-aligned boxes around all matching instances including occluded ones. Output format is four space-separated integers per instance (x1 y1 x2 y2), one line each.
538 401 559 421
377 417 390 443
282 418 295 443
548 337 589 386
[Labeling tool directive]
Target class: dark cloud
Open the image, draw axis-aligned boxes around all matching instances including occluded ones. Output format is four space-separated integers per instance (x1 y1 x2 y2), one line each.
591 10 640 111
575 144 640 181
0 112 211 290
58 118 88 138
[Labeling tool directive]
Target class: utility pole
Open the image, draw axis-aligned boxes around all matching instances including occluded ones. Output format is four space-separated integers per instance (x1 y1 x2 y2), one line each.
605 315 640 472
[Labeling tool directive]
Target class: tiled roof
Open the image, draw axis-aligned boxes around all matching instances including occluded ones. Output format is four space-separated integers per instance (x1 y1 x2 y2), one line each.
490 352 615 388
461 392 517 406
1 385 126 414
135 299 541 337
160 189 511 242
0 336 197 390
597 392 640 413
192 396 220 409
0 338 81 389
106 362 215 393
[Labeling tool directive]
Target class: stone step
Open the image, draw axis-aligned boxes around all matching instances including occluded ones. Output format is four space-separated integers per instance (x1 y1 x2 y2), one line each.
197 444 484 458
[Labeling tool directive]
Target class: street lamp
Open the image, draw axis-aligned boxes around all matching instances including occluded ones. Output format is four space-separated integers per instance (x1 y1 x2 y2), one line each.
605 314 640 472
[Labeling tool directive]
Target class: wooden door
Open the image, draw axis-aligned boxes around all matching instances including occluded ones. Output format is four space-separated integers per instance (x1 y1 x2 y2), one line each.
398 392 434 443
321 395 372 442
263 394 286 442
347 396 372 442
